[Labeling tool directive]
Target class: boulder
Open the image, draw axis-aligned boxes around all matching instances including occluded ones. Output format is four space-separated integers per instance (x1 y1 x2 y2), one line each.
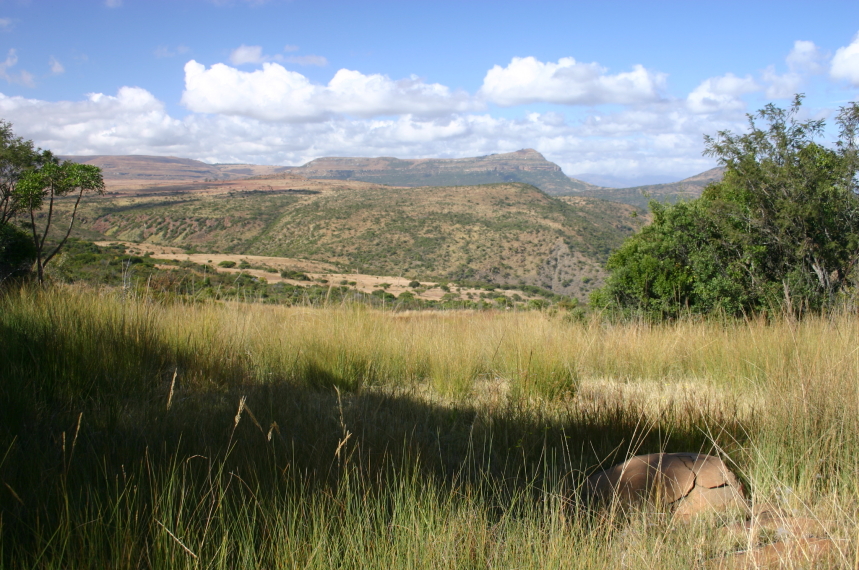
586 452 746 518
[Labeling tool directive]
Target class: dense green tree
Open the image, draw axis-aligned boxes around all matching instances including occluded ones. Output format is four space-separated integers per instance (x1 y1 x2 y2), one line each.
16 160 105 283
0 120 50 278
592 96 859 318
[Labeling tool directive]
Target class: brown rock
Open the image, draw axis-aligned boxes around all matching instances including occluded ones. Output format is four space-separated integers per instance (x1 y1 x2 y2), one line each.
673 485 748 521
586 452 745 518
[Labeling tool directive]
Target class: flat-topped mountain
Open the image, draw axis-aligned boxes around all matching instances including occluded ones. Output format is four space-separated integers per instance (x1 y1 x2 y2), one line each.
291 149 603 195
62 152 724 210
62 155 290 181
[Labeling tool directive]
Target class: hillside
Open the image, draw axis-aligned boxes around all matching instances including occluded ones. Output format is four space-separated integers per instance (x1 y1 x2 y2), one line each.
66 178 646 299
576 167 725 209
291 149 603 195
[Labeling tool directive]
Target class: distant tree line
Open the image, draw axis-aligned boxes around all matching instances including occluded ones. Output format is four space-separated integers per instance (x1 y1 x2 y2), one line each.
591 96 859 319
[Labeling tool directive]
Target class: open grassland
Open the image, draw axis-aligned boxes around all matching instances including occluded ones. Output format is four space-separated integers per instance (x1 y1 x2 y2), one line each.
1 286 858 568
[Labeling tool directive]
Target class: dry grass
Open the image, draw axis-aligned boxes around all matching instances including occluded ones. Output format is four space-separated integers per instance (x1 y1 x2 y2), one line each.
1 285 857 567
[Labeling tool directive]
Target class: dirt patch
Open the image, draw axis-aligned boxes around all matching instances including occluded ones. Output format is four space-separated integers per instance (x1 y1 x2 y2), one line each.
99 241 539 302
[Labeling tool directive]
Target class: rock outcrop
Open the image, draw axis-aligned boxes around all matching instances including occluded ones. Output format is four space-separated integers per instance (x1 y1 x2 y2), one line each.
586 452 746 519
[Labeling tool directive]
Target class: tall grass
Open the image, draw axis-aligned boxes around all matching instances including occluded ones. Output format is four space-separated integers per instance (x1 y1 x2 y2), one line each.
1 285 857 567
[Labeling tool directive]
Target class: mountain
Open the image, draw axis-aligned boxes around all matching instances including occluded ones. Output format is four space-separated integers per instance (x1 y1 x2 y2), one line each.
62 155 291 181
574 167 726 210
291 149 603 195
69 177 646 299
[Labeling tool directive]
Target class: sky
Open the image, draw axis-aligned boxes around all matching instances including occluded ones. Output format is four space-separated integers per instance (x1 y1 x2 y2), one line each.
0 1 858 187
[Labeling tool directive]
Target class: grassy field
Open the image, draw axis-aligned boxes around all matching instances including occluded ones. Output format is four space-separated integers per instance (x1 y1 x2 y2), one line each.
1 285 857 568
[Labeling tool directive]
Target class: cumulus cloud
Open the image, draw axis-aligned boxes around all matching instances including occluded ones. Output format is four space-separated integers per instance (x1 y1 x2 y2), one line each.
49 57 64 75
0 87 184 154
479 56 666 106
687 73 759 113
832 32 859 85
0 85 737 185
787 40 825 74
0 49 35 87
0 49 781 184
762 40 825 99
181 60 479 121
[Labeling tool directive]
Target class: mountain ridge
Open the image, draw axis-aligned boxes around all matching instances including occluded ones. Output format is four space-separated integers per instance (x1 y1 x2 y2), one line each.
62 151 725 208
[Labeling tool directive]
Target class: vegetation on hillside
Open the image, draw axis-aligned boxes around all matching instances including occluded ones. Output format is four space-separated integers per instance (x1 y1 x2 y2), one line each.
64 182 645 298
593 96 859 318
43 238 578 312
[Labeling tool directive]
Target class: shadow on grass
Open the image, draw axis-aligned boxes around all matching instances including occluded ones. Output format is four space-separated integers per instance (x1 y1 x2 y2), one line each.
0 291 752 567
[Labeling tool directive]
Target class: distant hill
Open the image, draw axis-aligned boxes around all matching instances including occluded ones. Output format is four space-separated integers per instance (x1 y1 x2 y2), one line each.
291 149 603 195
575 167 726 210
61 155 291 181
70 179 646 299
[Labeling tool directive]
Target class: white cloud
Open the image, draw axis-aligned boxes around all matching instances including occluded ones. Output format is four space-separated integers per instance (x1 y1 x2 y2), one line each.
228 45 326 67
762 40 825 99
104 0 122 7
832 32 859 85
181 60 479 121
0 49 35 88
49 56 64 75
229 45 266 66
0 18 12 31
0 85 736 184
479 56 666 106
786 40 825 74
687 73 759 113
762 66 801 99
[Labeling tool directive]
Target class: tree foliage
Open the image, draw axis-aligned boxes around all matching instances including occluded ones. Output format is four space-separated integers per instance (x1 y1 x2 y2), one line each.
592 96 859 318
16 160 105 283
0 120 105 283
0 119 51 227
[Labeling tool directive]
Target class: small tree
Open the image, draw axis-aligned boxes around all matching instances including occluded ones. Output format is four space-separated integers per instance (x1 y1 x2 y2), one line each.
16 160 105 283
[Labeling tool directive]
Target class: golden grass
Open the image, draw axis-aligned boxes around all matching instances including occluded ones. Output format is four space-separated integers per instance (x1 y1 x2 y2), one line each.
1 285 858 567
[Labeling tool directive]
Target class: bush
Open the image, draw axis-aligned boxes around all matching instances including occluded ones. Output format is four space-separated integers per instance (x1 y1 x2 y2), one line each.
0 224 36 280
218 260 237 268
281 269 310 281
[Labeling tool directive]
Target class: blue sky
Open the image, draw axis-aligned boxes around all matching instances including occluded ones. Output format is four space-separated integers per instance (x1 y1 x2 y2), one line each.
1 0 858 186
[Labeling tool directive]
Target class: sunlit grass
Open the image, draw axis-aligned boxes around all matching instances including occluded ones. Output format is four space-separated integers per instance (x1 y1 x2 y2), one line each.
1 284 857 567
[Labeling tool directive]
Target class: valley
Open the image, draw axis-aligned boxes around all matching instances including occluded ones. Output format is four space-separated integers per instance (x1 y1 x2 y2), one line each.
61 168 647 300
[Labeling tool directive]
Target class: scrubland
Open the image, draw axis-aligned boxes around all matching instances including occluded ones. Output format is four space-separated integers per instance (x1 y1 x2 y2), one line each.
1 285 858 568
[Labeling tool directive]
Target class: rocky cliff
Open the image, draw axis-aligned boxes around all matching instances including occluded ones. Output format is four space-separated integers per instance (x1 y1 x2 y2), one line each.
292 149 603 195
